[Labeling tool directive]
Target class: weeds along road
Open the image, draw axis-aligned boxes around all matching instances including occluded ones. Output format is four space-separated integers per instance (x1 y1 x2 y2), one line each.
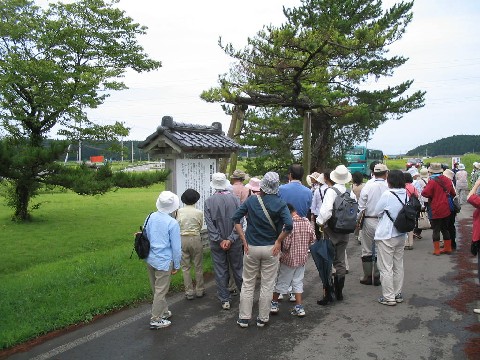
5 204 480 360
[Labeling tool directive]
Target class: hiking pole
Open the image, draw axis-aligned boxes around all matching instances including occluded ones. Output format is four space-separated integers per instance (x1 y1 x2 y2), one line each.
371 237 376 286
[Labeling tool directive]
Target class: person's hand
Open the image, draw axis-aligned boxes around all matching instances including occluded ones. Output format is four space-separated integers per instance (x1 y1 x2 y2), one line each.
471 241 479 256
171 269 178 275
272 240 281 256
242 241 249 255
220 240 231 251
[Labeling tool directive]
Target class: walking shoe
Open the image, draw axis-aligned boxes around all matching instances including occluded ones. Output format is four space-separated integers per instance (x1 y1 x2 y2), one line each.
236 319 249 328
196 292 205 298
289 293 296 302
270 301 279 314
185 294 195 300
278 294 284 301
221 301 230 310
395 293 404 303
413 233 422 239
291 304 306 317
378 296 396 306
256 317 268 327
229 289 239 296
162 310 172 319
150 318 171 329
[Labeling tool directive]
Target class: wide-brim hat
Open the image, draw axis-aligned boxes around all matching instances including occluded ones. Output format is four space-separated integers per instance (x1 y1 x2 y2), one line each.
428 163 443 174
181 188 200 205
443 169 455 180
245 177 261 192
330 165 352 185
458 163 465 170
306 172 324 186
420 167 429 177
260 172 280 194
156 191 180 213
474 162 480 170
210 172 230 190
230 169 250 180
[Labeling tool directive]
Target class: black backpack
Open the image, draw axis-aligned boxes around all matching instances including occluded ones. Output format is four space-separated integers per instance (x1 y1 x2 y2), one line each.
130 213 152 259
327 187 359 234
385 192 417 232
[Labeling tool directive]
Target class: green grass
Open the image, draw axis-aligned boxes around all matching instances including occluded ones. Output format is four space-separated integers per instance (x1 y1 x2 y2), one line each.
0 184 213 350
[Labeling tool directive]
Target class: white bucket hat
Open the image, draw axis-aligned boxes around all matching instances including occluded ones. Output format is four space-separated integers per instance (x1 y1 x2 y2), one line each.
156 191 180 213
306 172 324 186
407 167 419 177
458 163 465 170
330 165 352 185
210 172 230 190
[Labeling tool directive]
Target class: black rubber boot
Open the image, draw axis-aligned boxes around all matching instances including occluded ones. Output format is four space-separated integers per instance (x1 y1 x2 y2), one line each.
360 256 373 285
334 275 345 301
317 286 334 306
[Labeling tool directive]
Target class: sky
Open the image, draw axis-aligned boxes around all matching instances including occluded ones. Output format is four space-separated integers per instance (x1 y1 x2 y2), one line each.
84 0 480 155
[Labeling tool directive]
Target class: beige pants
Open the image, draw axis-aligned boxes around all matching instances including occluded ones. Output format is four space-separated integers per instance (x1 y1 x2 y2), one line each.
239 245 279 322
181 235 205 296
147 262 172 321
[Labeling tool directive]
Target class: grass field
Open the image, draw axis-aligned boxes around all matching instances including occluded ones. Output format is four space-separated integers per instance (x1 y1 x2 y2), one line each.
0 183 213 350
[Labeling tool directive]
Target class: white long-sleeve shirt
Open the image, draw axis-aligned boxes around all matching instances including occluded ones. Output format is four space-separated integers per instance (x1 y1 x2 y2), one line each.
373 188 408 241
316 184 356 227
311 184 329 216
358 178 388 217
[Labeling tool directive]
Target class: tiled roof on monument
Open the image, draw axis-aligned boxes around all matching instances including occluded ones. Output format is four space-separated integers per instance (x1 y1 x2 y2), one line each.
138 116 240 155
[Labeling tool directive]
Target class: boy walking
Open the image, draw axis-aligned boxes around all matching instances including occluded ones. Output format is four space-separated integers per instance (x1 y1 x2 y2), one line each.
271 204 315 317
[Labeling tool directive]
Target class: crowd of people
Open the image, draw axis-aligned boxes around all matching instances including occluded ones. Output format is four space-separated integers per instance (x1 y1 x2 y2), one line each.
139 160 480 329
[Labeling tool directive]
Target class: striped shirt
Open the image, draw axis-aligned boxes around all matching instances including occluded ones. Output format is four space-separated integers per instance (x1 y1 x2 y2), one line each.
280 215 315 267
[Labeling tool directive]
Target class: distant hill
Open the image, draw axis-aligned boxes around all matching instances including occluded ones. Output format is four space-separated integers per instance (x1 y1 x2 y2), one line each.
407 135 480 157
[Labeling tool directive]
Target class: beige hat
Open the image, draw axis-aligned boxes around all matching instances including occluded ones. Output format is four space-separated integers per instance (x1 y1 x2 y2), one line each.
245 177 261 192
306 172 324 186
210 172 230 190
230 169 249 180
420 167 429 177
373 163 389 173
156 191 180 213
443 169 455 180
428 163 443 174
330 165 352 185
474 162 480 170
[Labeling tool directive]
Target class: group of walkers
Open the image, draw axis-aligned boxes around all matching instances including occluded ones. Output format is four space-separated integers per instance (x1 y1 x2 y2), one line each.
140 160 479 330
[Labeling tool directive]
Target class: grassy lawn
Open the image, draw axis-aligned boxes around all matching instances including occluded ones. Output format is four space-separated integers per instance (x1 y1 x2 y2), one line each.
0 183 213 350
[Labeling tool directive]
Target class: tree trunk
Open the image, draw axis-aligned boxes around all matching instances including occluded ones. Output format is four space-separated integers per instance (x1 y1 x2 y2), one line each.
302 111 312 182
13 181 33 221
310 113 332 171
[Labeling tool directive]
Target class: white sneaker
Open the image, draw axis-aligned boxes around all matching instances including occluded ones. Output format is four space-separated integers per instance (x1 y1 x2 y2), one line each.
150 318 171 329
162 310 172 319
222 301 230 310
278 294 284 301
289 293 296 302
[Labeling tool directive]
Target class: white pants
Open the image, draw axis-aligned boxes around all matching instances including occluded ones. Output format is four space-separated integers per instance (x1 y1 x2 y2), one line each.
376 235 405 302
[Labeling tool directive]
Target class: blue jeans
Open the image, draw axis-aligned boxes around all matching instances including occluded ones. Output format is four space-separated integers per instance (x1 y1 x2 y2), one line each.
209 239 243 302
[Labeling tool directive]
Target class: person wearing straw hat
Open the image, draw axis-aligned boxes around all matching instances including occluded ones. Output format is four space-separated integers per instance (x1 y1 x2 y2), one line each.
144 191 181 329
204 173 244 311
232 171 293 328
421 163 456 255
316 165 356 304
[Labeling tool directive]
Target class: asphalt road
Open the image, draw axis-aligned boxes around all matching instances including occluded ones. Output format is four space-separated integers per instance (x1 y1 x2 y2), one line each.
5 204 480 360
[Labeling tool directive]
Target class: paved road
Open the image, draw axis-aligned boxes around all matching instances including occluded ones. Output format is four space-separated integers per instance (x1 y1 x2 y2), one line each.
5 205 480 360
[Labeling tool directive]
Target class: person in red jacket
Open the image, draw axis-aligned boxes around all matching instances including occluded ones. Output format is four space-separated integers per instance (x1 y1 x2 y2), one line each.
421 163 456 255
468 178 480 282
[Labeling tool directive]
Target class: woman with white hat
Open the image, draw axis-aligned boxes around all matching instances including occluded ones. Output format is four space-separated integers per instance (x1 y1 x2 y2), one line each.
143 191 181 329
309 172 327 240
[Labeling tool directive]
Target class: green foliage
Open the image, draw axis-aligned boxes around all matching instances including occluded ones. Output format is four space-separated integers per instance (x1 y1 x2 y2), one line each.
202 0 425 170
0 0 161 220
0 184 214 349
407 135 480 157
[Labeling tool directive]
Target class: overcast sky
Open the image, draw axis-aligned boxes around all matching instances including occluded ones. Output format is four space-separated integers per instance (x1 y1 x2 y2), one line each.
86 0 480 155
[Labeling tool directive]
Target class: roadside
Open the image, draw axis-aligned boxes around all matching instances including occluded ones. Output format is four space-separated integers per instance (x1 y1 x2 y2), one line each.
3 204 480 360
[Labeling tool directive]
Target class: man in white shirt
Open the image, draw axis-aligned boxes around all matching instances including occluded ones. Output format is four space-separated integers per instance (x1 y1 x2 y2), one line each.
357 163 389 286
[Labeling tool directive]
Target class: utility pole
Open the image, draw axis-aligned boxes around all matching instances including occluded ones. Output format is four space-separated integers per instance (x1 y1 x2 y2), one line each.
121 140 124 162
131 141 134 163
